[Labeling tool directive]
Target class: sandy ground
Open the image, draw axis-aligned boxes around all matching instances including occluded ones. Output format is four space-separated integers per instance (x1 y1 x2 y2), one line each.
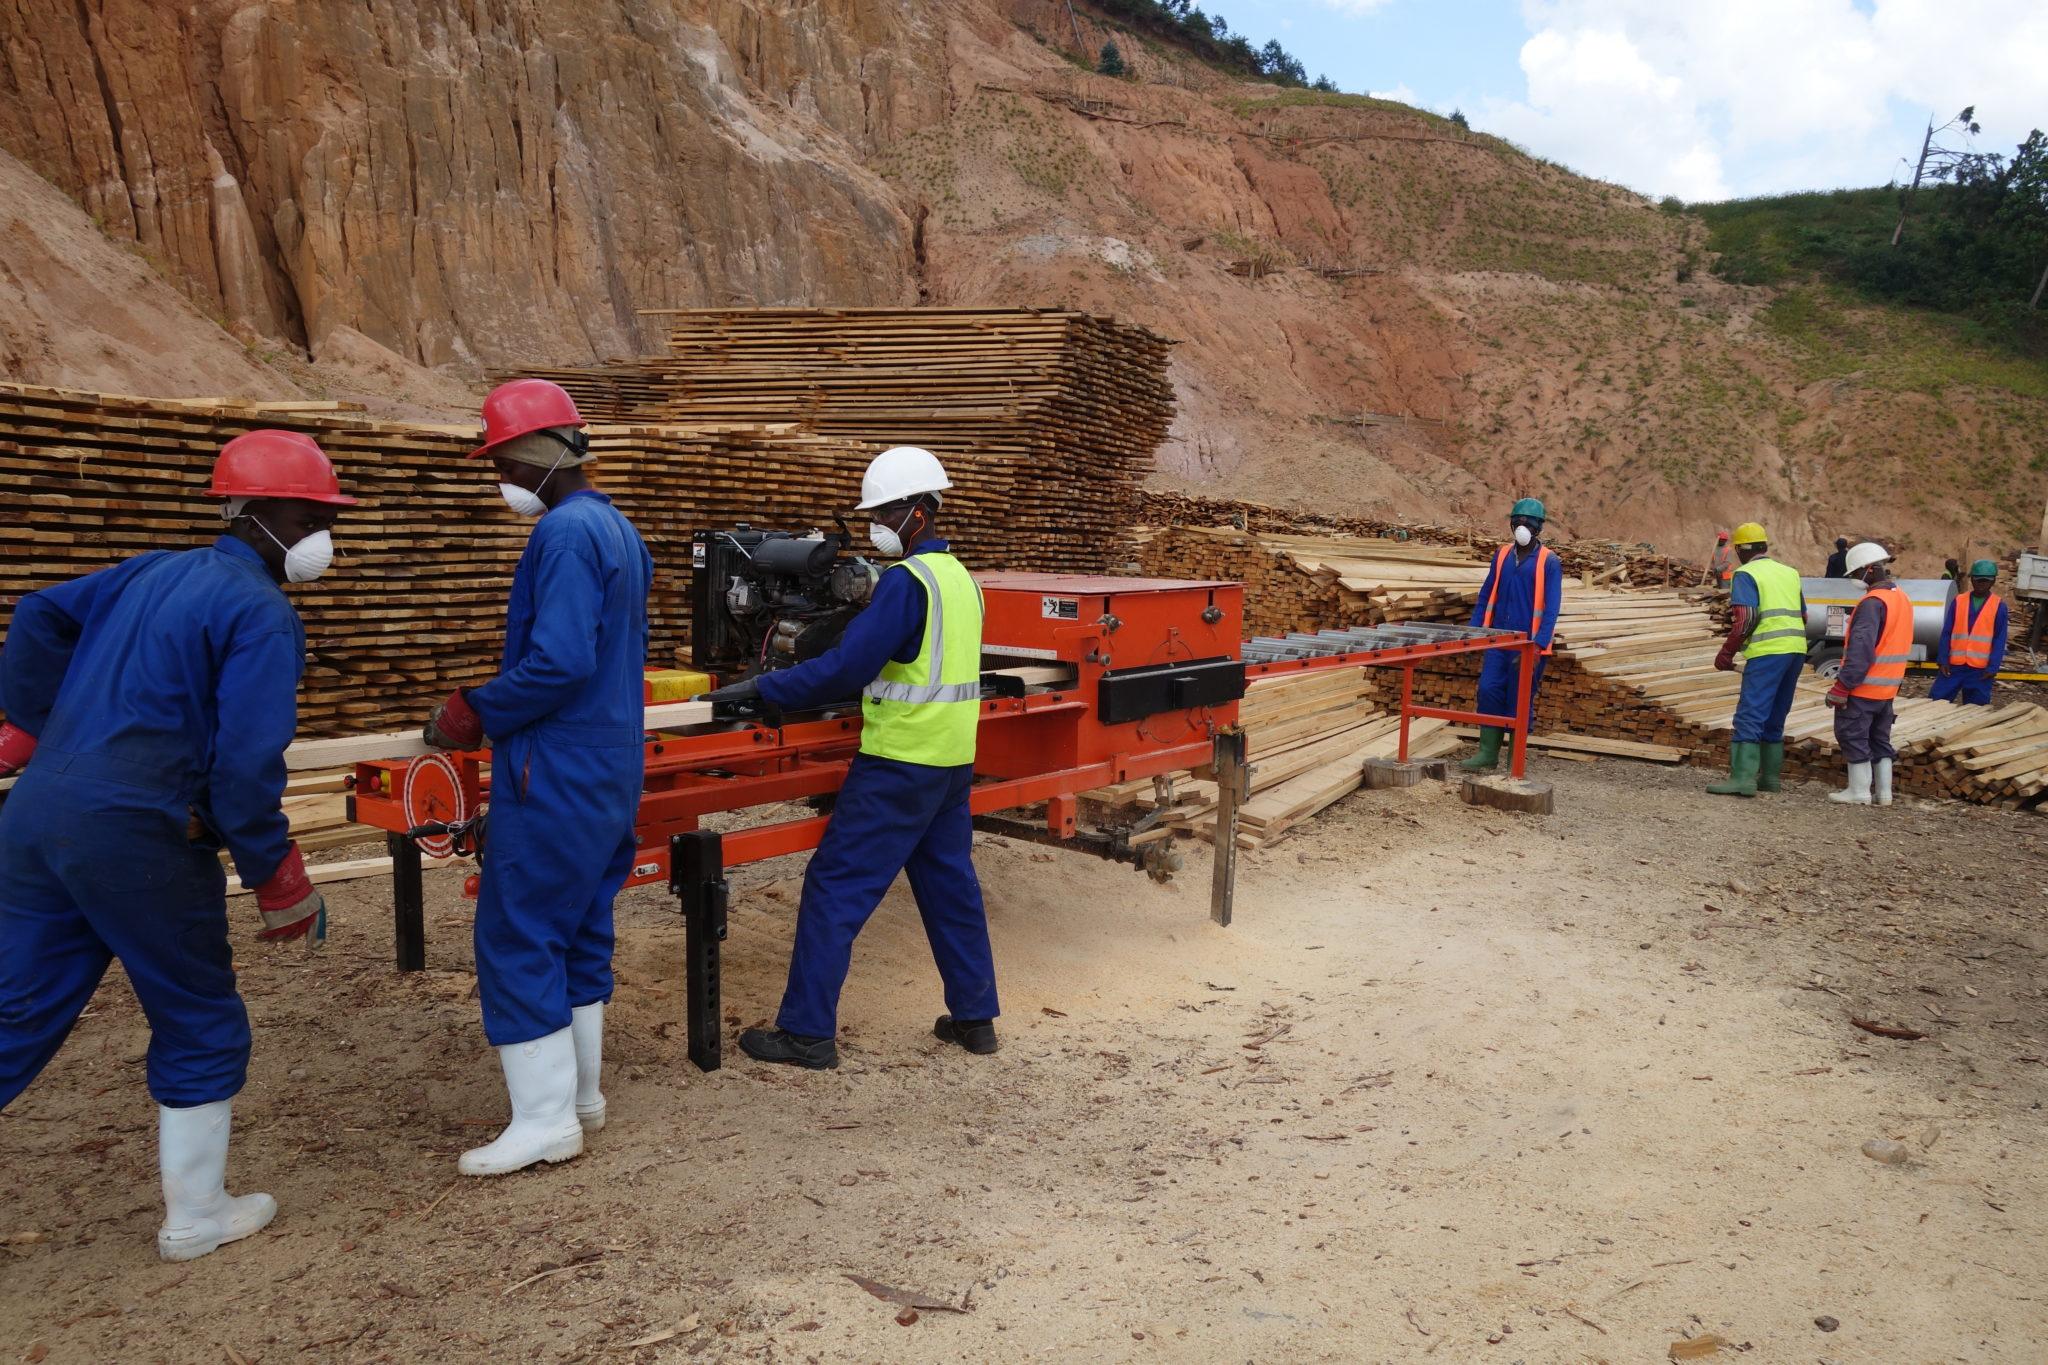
3 757 2045 1364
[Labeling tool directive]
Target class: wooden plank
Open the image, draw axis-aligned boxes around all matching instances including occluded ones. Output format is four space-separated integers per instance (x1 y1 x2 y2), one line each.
283 699 716 770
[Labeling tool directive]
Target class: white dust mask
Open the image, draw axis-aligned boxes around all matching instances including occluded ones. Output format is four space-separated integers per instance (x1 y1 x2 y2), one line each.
499 481 548 518
252 518 334 584
1513 525 1534 547
499 448 565 519
283 529 334 583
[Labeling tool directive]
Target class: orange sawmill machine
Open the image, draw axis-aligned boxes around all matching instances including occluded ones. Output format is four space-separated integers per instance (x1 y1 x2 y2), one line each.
343 526 1538 1069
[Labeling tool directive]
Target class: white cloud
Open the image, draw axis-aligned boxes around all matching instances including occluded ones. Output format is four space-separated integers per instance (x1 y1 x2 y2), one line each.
1369 83 1421 107
1318 0 1396 13
1481 0 2048 199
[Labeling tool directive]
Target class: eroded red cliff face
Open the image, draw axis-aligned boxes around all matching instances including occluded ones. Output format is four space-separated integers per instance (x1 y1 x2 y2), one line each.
0 0 932 365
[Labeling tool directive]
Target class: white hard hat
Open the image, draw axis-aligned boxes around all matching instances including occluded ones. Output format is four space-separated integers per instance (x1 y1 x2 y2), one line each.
858 445 951 510
1843 541 1891 575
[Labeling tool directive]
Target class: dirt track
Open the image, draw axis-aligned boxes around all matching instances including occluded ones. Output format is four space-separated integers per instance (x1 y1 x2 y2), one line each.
3 757 2045 1363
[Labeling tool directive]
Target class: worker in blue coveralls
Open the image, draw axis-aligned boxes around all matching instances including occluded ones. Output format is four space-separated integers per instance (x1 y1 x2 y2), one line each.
1460 496 1565 772
704 445 998 1072
1930 560 2009 706
1706 522 1808 797
0 430 353 1261
421 378 652 1177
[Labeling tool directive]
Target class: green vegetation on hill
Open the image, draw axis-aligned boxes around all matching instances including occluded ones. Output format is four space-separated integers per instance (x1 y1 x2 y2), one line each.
1692 134 2048 356
1086 1 1333 90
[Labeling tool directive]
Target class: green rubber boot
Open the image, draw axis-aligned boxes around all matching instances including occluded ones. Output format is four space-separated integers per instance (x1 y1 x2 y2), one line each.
1756 741 1785 792
1460 726 1503 772
1706 742 1759 797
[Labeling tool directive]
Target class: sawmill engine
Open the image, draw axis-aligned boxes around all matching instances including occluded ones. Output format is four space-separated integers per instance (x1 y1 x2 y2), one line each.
689 526 879 677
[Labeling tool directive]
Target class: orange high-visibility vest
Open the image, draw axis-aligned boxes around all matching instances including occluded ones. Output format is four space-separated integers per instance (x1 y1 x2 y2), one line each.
1848 585 1914 700
1480 544 1556 655
1947 593 2001 670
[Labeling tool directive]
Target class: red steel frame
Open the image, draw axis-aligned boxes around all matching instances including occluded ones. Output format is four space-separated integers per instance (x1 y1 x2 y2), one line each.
1243 632 1540 777
348 689 1217 890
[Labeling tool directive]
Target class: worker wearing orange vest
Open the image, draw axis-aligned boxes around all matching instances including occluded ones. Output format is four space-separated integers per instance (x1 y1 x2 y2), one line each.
1708 531 1734 589
1824 542 1911 806
1461 497 1563 772
1929 561 2008 706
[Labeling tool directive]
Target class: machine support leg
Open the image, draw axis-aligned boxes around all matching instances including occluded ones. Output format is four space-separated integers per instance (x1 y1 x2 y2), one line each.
1209 729 1247 927
1511 642 1538 779
672 830 728 1073
389 832 425 972
1397 665 1414 761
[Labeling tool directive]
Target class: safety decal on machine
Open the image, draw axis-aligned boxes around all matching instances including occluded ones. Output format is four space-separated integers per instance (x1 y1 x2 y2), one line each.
691 543 707 568
1041 596 1080 620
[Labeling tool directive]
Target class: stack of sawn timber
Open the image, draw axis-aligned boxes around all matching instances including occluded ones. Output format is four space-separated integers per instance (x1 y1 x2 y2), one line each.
639 308 1174 574
1551 591 2048 804
1082 667 1461 850
0 386 891 735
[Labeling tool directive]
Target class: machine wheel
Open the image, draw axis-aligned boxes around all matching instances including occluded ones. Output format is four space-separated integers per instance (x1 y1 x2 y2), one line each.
1810 646 1844 681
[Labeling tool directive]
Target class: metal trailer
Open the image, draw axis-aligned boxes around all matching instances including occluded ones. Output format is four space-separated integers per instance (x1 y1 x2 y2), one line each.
1802 576 1956 679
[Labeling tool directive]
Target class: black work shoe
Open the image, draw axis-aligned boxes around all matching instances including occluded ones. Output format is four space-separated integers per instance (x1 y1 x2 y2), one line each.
933 1015 999 1055
738 1027 839 1070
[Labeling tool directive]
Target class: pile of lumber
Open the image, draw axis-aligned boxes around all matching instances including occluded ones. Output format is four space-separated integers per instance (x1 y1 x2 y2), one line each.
1137 489 1708 587
506 309 1175 574
0 385 883 732
1400 589 2048 804
1135 524 1486 637
1895 702 2048 804
0 383 1104 737
1083 667 1461 850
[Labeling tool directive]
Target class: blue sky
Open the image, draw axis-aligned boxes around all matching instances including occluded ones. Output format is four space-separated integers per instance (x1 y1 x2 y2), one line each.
1210 0 2048 202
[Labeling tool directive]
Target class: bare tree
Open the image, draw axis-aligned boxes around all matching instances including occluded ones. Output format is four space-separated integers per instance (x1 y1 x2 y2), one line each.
1892 106 1982 247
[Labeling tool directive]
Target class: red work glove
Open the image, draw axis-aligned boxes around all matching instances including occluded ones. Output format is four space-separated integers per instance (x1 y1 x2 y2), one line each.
0 721 35 776
1824 682 1850 709
423 687 484 750
1713 640 1739 672
254 843 324 941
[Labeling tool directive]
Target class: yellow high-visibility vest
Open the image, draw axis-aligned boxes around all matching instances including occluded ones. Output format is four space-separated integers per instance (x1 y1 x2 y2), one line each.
1735 556 1807 660
860 551 983 767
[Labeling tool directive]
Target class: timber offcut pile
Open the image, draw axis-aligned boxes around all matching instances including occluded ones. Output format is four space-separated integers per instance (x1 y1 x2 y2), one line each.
1137 490 1707 587
1136 524 1487 637
1894 702 2048 805
1083 667 1462 850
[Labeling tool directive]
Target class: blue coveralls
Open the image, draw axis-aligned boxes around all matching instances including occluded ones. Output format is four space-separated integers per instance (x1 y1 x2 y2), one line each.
1928 594 2008 706
466 491 652 1047
0 537 302 1108
1468 544 1564 721
755 538 998 1040
1728 566 1807 743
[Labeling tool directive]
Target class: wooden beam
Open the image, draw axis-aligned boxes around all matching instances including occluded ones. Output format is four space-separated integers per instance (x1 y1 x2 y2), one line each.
283 699 716 771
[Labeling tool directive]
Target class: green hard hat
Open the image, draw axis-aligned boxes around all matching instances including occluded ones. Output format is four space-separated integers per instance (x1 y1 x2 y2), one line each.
1510 497 1546 520
1969 559 1998 579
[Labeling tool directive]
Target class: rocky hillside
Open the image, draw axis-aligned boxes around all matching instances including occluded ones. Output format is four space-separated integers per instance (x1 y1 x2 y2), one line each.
0 0 2041 571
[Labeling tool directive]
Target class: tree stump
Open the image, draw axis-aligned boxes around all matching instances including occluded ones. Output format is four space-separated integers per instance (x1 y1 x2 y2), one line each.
1458 774 1555 814
1363 757 1449 789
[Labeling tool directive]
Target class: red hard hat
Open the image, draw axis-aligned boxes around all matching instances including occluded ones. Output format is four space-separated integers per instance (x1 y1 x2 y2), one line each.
208 430 356 505
470 378 584 459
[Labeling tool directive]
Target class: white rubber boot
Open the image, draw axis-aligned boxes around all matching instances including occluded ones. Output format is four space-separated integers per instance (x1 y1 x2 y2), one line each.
1829 762 1873 805
571 1003 606 1132
458 1027 584 1176
1874 758 1893 807
156 1101 276 1262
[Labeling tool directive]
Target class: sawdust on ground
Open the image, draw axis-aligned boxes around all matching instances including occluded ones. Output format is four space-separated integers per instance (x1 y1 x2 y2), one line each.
3 759 2044 1362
